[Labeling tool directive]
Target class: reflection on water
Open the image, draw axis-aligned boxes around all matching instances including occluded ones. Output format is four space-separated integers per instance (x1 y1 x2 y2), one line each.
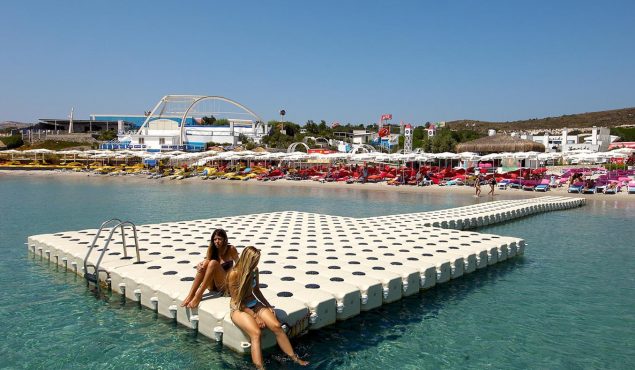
1 176 634 369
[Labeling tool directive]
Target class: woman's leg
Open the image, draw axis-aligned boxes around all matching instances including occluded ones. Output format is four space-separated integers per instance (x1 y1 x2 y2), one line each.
181 260 208 307
231 311 264 369
188 260 221 308
257 308 308 366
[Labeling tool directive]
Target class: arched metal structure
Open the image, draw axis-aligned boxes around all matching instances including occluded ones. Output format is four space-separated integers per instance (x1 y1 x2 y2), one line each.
349 144 377 154
287 142 310 153
137 95 266 146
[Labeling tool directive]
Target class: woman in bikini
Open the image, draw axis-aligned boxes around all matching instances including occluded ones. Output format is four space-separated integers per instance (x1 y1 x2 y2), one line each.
227 246 308 369
181 228 238 308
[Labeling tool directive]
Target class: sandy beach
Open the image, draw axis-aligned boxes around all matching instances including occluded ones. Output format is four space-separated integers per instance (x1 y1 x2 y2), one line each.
2 169 632 201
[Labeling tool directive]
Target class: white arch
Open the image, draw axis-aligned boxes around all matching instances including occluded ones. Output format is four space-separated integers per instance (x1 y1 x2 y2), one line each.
349 144 377 154
137 95 265 146
287 142 310 153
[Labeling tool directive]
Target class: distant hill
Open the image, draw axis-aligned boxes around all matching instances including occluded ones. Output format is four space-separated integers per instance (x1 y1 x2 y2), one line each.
446 107 635 133
0 121 33 129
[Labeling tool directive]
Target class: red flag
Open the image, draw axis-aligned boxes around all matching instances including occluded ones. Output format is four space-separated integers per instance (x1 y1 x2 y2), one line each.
381 114 392 120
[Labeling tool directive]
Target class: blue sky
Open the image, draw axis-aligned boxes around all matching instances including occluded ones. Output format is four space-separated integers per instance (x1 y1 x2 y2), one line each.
1 0 633 125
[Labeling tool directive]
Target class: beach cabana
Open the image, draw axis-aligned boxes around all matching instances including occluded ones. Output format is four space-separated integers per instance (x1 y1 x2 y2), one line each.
455 135 545 154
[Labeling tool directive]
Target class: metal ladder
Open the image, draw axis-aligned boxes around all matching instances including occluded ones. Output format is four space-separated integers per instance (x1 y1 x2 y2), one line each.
83 218 141 291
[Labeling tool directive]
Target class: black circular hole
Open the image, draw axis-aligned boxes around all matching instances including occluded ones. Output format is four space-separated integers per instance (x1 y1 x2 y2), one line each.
284 265 296 269
306 271 319 275
148 266 161 270
181 277 194 282
277 291 293 297
348 261 360 265
281 276 295 281
373 266 385 270
305 284 320 289
330 277 344 282
391 262 403 265
163 271 177 275
353 271 365 276
260 270 272 274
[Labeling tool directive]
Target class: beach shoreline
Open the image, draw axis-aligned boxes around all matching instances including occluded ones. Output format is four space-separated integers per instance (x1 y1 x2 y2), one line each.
2 169 632 201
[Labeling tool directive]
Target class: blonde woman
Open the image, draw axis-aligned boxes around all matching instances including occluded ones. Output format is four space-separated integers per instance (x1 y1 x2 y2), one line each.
181 229 238 308
227 246 308 369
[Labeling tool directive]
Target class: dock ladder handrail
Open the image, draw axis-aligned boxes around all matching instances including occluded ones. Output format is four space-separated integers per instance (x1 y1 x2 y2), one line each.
83 219 141 289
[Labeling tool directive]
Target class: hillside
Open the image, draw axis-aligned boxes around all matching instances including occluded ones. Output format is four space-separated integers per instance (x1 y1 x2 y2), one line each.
446 107 635 133
0 121 33 130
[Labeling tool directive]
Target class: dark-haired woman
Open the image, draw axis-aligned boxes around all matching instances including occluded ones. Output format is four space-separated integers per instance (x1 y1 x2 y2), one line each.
181 228 238 308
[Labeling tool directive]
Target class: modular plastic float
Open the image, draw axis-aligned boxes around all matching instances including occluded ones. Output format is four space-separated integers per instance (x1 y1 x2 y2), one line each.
27 196 584 354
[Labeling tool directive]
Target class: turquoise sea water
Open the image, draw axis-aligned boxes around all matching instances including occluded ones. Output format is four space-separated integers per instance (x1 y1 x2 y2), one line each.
0 175 634 369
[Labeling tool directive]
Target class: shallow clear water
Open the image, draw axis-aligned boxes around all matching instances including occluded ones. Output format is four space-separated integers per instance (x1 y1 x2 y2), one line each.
0 175 633 369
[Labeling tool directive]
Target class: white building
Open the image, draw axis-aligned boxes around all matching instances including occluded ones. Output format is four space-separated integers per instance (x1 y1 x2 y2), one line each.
120 118 267 151
520 127 617 152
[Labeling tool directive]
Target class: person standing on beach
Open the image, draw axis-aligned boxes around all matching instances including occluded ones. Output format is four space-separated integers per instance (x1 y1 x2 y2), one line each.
181 228 238 308
475 175 482 197
488 177 496 196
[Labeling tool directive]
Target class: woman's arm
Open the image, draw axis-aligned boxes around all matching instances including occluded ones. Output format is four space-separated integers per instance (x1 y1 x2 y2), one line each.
252 272 273 308
230 246 239 262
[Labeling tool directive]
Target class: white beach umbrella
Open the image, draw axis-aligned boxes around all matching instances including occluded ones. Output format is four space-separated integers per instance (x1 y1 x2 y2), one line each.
458 152 481 161
610 147 635 155
479 153 501 161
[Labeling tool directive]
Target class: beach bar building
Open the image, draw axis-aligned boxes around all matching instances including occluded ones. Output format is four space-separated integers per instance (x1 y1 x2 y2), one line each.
102 95 268 152
455 134 545 154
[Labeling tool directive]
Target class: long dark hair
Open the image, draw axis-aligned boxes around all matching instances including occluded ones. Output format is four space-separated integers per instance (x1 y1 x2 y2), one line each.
207 228 228 260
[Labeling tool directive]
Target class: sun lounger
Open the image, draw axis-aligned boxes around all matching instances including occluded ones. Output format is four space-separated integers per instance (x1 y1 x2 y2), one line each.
522 180 539 191
604 184 620 194
582 186 597 194
497 179 510 190
534 179 550 192
567 182 584 193
508 179 522 189
628 182 635 194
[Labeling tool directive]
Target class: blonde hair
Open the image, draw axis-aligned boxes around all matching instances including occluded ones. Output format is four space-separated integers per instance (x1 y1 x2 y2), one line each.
229 246 260 310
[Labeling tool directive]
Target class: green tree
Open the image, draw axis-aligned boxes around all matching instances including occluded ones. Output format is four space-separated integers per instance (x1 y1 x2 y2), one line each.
97 130 117 141
238 133 250 145
1 135 23 149
201 116 216 125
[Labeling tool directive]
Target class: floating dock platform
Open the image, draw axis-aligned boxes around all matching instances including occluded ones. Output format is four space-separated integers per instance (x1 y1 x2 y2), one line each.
27 196 584 352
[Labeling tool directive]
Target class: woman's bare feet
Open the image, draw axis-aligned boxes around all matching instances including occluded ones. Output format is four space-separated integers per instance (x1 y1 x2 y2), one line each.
187 294 202 308
180 296 193 307
290 354 309 366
